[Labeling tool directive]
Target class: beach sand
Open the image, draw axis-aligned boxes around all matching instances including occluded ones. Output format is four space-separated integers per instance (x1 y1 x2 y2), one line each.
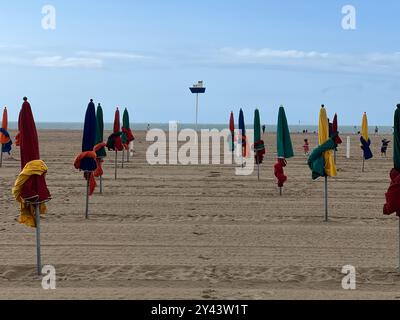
1 130 399 300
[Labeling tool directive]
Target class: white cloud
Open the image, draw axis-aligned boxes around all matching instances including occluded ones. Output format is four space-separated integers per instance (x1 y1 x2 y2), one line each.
33 56 103 68
0 46 148 69
77 51 148 61
217 48 400 75
0 55 102 68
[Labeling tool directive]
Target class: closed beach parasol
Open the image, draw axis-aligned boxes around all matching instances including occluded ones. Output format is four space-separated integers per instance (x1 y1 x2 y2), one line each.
331 113 342 163
95 103 106 158
74 99 98 219
383 104 400 270
107 107 123 179
0 107 12 167
361 112 373 171
275 106 294 195
229 111 235 158
238 109 247 167
95 103 106 194
253 109 265 180
308 105 340 221
12 97 51 275
122 108 135 165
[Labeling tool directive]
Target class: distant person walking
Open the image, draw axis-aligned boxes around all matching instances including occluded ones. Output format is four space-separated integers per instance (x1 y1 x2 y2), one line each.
303 138 310 156
147 123 151 132
262 125 266 134
375 126 379 135
381 138 390 157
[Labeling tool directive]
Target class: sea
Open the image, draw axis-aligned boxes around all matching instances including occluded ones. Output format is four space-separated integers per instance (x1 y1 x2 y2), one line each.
7 122 394 134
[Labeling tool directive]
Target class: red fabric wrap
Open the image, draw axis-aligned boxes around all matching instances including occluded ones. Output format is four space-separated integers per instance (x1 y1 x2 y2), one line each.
383 168 400 217
114 135 124 151
94 143 106 178
122 127 135 149
274 158 288 188
254 140 266 164
74 151 97 196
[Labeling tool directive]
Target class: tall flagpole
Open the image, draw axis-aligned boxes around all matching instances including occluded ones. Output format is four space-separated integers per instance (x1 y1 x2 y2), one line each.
190 81 206 134
196 93 199 132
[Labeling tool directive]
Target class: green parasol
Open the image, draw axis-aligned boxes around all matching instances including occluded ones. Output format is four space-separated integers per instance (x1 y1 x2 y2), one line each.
394 105 400 171
122 108 130 145
95 104 106 158
277 106 294 159
253 109 265 180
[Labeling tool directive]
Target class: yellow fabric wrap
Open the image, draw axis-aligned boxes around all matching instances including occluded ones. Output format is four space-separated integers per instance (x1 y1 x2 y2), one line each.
361 112 369 142
12 160 48 228
318 107 337 177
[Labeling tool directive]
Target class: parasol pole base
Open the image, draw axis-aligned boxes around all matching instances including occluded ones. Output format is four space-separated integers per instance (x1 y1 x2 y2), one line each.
362 157 365 172
279 187 282 196
122 150 125 169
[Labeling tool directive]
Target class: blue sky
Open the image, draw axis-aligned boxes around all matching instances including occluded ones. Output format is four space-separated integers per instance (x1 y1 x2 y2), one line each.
1 0 400 125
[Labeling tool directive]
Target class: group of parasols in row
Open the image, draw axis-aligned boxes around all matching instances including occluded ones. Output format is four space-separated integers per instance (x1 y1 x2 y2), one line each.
73 100 135 219
1 99 400 273
0 98 134 274
229 104 399 221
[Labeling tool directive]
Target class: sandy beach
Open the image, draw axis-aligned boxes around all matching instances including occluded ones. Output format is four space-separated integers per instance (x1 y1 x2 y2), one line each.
1 130 399 300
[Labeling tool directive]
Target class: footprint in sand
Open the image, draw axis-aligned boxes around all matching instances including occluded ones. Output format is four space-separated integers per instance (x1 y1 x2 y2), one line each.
198 255 211 261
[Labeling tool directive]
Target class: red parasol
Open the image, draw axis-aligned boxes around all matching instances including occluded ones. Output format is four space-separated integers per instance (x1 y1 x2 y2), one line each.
18 98 51 203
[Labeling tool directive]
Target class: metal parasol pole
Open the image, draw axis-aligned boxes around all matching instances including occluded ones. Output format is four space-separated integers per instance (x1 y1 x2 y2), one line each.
85 172 90 219
362 157 365 172
122 149 125 169
35 204 42 275
115 151 118 180
99 175 103 194
0 147 3 168
398 218 400 272
324 176 328 222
